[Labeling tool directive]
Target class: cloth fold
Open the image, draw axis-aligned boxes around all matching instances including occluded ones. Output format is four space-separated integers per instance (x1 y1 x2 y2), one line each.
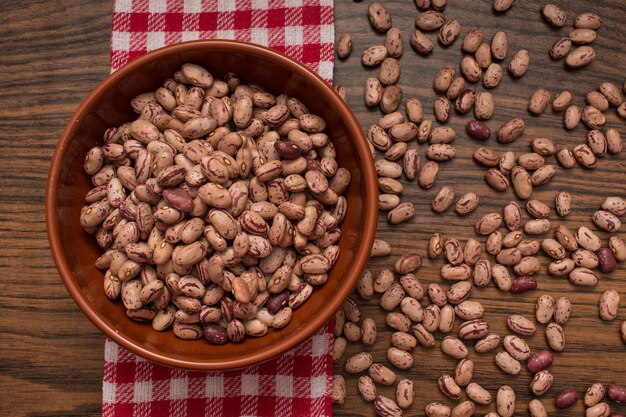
104 1 335 416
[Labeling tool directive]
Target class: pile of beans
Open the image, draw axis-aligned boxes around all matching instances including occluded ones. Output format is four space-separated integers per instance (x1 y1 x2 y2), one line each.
80 63 352 344
331 0 625 415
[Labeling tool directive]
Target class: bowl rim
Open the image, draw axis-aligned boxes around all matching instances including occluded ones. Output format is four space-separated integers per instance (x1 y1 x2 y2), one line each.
45 39 378 370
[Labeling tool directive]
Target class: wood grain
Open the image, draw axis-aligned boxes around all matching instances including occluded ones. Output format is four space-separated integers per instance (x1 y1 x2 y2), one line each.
0 1 111 416
333 0 625 416
0 0 624 416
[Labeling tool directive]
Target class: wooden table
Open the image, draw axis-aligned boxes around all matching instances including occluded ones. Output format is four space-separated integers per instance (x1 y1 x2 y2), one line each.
1 1 624 416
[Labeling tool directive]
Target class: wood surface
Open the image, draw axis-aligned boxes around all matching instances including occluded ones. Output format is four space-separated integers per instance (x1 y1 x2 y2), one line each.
0 0 624 416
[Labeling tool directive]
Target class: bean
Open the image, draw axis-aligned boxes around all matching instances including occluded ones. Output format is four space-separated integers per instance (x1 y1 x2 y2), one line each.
456 89 476 113
493 0 515 11
425 403 451 417
485 168 510 191
570 267 599 287
454 359 474 387
598 248 617 273
585 384 606 407
599 82 623 106
491 31 508 60
529 89 551 114
358 375 377 402
610 236 626 261
475 333 501 353
419 161 440 189
396 379 414 409
467 382 491 405
529 399 548 417
593 210 621 232
536 295 556 323
345 352 373 373
550 37 572 59
391 331 417 351
602 197 626 216
546 322 566 351
528 350 554 374
586 403 611 417
458 319 489 340
606 128 623 154
451 401 474 417
460 56 482 83
495 351 521 375
564 105 582 130
413 323 436 347
439 20 461 46
369 363 397 386
575 13 602 29
336 33 352 59
530 370 554 395
475 213 503 235
438 374 462 400
411 29 434 54
475 42 492 68
455 193 479 216
462 28 484 53
416 11 445 31
599 290 620 321
542 3 567 27
511 166 533 199
507 314 536 335
423 304 442 332
371 239 392 257
555 389 579 409
553 191 571 216
368 2 392 32
587 92 610 111
455 301 484 320
503 335 530 360
492 264 512 291
332 337 347 363
582 105 606 129
554 296 572 324
331 375 346 405
496 385 516 417
388 202 416 225
608 385 626 403
566 46 596 68
508 50 530 77
387 347 414 370
385 27 403 58
400 273 424 299
572 249 599 269
374 395 403 417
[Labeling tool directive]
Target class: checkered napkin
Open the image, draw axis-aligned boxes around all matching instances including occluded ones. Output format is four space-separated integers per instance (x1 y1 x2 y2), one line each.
104 1 335 416
103 324 333 417
110 0 334 82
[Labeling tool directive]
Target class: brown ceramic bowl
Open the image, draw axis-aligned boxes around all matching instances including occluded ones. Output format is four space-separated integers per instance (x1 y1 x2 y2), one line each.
46 40 377 370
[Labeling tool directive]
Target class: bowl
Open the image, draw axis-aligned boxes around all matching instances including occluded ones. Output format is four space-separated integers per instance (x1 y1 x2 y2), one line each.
46 40 377 370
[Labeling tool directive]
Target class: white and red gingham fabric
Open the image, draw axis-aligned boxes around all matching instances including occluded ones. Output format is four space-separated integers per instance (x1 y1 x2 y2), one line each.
103 324 333 417
110 0 335 82
104 1 335 416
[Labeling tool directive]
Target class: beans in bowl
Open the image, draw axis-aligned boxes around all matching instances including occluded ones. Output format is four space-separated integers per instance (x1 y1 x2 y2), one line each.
79 63 351 344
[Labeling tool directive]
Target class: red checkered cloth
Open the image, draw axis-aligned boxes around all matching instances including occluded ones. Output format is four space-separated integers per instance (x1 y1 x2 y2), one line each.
104 1 335 416
103 324 333 417
110 0 334 82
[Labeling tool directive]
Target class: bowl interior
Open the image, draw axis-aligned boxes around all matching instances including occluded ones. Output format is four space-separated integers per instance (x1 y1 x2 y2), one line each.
48 41 376 369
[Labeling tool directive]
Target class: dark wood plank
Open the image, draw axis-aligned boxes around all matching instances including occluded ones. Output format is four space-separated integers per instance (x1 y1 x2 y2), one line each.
333 0 626 416
0 0 624 416
0 1 111 416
